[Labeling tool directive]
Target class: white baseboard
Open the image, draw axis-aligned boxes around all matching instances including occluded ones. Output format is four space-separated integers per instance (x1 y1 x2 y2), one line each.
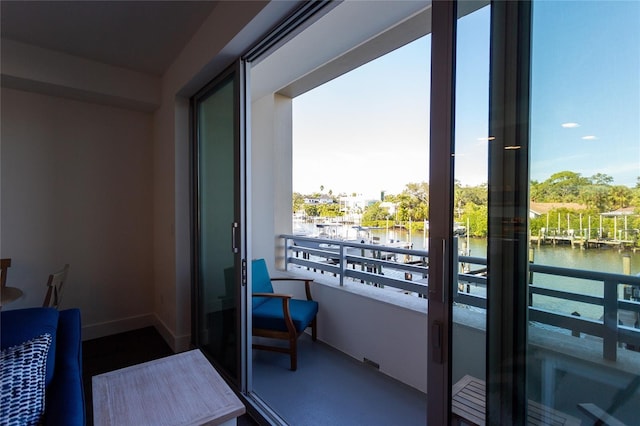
81 314 155 341
81 313 192 353
152 314 192 353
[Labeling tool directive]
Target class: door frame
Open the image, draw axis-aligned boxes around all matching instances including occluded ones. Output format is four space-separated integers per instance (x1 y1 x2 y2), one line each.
426 1 457 424
191 0 535 422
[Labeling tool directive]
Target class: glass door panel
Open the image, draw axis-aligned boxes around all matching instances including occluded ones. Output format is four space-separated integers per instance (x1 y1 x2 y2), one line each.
528 1 640 423
451 1 490 387
193 70 243 383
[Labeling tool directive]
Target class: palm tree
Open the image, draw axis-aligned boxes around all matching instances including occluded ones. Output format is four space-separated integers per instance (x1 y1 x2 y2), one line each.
609 185 631 210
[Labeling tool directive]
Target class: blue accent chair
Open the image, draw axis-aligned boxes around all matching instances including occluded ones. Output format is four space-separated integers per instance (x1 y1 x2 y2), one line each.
252 259 318 371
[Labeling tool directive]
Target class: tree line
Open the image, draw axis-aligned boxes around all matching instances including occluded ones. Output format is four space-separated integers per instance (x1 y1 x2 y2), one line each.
294 171 640 239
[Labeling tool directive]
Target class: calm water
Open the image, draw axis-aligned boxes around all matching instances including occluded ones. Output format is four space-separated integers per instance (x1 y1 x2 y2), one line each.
296 223 640 319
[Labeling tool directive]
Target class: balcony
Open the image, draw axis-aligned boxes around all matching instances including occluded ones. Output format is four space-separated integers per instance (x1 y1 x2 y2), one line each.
250 235 640 424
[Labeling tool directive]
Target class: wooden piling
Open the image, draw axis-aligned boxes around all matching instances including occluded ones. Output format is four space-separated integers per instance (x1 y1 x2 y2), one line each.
623 254 631 275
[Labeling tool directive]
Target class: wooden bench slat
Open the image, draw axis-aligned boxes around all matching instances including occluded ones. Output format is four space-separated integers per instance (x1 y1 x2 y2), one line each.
452 404 485 425
457 389 484 406
453 399 484 417
451 375 581 426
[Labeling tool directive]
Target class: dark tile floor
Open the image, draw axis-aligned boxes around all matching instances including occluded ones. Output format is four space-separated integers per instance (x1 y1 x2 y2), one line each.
253 334 428 425
82 327 258 425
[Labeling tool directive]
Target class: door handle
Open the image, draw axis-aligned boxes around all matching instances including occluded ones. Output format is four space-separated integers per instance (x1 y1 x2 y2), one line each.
441 239 446 303
428 238 447 303
231 222 239 253
432 320 443 364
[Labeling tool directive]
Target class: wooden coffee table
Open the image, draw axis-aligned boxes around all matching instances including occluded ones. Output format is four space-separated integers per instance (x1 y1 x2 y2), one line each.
92 349 245 425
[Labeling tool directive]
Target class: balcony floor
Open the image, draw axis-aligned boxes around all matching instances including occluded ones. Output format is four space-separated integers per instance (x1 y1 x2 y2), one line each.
253 334 427 425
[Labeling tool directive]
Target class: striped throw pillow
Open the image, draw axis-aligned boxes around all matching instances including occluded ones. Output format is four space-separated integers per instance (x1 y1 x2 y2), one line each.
0 334 53 426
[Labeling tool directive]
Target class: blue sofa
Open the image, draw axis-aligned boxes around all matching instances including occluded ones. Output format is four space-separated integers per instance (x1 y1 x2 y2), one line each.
1 307 85 425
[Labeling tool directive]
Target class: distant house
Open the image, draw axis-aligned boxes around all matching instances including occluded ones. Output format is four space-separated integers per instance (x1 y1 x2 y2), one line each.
529 202 587 219
379 201 397 215
339 194 382 214
600 207 637 217
303 195 335 205
319 195 335 204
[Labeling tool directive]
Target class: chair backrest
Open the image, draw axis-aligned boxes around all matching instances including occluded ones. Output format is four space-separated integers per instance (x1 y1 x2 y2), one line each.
43 264 70 309
252 259 274 309
0 258 11 288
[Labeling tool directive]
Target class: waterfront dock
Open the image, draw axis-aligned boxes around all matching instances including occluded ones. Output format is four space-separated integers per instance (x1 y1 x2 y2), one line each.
530 235 637 251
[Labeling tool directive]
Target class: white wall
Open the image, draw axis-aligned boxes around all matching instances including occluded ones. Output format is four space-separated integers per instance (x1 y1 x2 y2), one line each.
0 1 301 350
250 95 276 267
0 0 310 354
266 270 429 393
0 88 155 338
315 283 429 392
151 0 281 351
250 93 294 271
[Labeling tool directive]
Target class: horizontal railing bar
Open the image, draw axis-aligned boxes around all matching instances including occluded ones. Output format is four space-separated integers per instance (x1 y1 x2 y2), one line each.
455 293 487 309
458 255 487 266
344 269 428 295
284 234 428 257
530 308 604 337
344 254 429 275
457 273 487 285
288 245 340 259
618 300 640 313
618 326 640 346
287 257 340 275
282 234 640 362
530 286 604 306
531 263 640 285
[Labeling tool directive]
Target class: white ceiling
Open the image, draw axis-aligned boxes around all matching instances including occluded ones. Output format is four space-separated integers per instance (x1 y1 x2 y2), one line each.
0 1 219 76
251 1 431 100
250 0 487 101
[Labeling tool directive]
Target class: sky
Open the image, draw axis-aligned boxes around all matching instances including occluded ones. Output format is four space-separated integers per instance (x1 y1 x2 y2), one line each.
292 2 639 199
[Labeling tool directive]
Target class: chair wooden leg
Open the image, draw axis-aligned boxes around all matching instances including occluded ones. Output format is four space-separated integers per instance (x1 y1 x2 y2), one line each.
290 337 297 371
311 317 317 341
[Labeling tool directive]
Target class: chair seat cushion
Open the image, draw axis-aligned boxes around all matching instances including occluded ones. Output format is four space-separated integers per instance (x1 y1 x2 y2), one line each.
253 298 318 333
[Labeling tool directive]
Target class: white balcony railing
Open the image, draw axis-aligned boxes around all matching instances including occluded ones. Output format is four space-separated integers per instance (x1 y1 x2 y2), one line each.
282 234 640 362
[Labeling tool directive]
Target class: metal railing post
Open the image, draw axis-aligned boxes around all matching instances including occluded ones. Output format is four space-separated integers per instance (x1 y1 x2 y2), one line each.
284 237 289 272
339 243 345 286
603 279 618 361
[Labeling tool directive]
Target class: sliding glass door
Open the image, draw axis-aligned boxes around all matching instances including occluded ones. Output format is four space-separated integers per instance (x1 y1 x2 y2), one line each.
430 1 533 423
187 1 638 423
192 62 248 386
526 1 640 423
431 1 640 424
